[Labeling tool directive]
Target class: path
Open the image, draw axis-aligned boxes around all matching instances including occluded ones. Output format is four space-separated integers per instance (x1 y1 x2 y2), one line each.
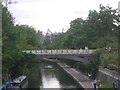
57 62 94 90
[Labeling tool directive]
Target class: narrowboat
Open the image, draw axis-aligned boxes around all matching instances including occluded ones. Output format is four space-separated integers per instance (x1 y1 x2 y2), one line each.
7 76 28 89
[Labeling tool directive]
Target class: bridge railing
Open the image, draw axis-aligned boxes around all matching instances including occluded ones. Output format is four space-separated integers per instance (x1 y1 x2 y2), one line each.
22 49 95 55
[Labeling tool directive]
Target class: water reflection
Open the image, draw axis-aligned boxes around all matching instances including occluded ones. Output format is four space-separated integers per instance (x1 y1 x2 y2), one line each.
27 63 41 88
41 64 60 88
40 63 80 89
42 73 60 88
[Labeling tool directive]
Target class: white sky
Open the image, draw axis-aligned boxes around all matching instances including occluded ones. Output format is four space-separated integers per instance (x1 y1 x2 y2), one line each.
5 0 120 34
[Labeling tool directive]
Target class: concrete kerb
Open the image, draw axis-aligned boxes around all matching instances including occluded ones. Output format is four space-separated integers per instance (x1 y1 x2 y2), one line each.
42 58 94 89
57 62 94 89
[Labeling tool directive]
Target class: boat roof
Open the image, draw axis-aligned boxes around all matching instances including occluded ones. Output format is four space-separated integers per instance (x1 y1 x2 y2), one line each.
12 76 26 84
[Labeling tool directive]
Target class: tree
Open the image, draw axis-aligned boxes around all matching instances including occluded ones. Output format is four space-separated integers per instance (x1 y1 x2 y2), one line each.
2 5 42 80
44 4 118 50
2 6 22 79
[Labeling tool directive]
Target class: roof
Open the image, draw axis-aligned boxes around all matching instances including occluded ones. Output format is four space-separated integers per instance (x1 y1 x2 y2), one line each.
12 75 27 84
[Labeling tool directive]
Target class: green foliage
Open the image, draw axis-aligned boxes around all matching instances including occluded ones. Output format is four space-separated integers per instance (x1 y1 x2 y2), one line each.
88 59 100 79
100 53 118 67
27 63 41 88
100 80 113 89
2 5 41 80
45 4 118 49
15 25 41 49
2 3 119 81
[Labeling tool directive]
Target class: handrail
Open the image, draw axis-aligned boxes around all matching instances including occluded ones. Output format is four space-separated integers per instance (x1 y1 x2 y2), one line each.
22 49 95 55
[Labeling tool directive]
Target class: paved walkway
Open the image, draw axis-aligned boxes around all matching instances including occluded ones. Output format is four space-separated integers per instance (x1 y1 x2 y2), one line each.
43 58 120 89
99 67 120 90
57 62 94 90
99 66 120 80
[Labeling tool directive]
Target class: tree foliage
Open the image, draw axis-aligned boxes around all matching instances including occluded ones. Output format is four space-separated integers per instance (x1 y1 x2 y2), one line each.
45 4 118 49
2 5 41 80
2 3 119 80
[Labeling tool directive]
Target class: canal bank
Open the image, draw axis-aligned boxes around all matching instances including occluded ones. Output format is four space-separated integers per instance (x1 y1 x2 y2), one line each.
39 62 80 89
43 58 94 90
98 66 120 89
57 62 94 90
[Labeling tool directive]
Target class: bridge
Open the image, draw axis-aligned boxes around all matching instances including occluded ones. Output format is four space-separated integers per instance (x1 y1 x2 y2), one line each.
22 49 95 55
23 49 99 63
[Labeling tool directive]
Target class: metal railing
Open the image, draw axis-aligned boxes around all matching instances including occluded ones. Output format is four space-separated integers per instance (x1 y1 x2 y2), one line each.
22 49 95 55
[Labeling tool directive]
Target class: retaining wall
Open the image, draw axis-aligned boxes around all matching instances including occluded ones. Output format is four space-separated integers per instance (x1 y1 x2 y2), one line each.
98 69 120 89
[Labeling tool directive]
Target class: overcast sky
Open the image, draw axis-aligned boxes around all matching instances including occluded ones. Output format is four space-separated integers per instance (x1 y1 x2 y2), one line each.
6 0 120 34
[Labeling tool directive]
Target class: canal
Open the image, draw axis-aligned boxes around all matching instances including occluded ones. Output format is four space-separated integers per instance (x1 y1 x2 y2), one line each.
27 62 81 89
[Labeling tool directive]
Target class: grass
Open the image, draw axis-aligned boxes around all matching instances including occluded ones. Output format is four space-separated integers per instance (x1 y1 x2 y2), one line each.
100 80 114 90
0 82 1 87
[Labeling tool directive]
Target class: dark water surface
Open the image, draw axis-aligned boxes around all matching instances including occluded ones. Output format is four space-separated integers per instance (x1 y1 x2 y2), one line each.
27 62 80 89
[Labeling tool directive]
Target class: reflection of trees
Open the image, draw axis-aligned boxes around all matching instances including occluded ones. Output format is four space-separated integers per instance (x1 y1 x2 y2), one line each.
56 69 72 85
28 63 41 88
41 63 79 88
54 66 78 87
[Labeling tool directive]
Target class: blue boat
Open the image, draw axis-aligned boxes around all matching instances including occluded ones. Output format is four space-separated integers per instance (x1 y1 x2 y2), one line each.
7 76 28 89
0 80 12 90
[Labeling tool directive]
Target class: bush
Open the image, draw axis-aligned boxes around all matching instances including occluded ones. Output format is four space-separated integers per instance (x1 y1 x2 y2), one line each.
100 53 118 67
107 64 120 73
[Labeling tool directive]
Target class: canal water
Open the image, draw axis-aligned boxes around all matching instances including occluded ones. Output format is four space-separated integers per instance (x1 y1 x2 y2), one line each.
27 62 80 89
